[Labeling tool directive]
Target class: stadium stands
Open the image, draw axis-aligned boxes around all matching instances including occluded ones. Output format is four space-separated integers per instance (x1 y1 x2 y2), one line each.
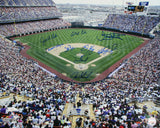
0 0 70 37
0 0 62 24
103 14 160 34
112 39 159 84
0 7 62 23
0 36 160 127
0 19 70 37
0 0 160 127
0 0 55 6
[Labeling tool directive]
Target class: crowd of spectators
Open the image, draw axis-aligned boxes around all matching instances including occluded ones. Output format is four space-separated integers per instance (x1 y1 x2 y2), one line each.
81 80 160 128
112 39 159 84
0 0 71 38
0 7 62 23
0 37 73 127
0 19 71 37
103 14 160 34
0 35 160 127
0 1 160 127
0 0 55 6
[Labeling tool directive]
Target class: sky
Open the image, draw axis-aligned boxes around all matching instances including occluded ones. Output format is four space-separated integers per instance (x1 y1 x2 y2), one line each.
53 0 160 6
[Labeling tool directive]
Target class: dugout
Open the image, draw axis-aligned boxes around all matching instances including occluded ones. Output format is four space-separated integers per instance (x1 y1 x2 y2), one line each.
71 22 84 27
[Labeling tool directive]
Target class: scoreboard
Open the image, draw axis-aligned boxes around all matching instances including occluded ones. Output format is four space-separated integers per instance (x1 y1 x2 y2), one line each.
139 1 149 6
128 5 144 12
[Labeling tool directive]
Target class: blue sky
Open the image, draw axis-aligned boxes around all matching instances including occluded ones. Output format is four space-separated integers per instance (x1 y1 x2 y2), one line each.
54 0 160 6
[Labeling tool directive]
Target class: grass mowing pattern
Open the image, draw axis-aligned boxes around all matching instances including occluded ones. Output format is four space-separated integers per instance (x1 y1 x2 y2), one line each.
16 28 144 82
60 48 101 64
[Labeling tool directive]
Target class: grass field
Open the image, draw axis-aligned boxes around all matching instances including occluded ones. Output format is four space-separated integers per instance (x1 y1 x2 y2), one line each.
16 28 144 82
60 48 101 64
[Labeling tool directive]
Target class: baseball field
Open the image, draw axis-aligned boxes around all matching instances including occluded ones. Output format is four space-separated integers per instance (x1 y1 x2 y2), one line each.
15 28 144 82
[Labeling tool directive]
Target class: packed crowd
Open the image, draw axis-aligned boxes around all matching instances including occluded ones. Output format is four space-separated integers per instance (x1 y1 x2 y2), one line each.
0 0 71 38
0 7 62 23
0 37 73 127
0 19 71 37
0 34 160 127
79 80 160 128
112 38 160 84
0 0 55 6
0 0 159 128
103 14 160 34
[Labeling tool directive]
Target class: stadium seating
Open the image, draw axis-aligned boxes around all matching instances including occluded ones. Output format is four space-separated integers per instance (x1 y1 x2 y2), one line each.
0 0 55 6
103 14 160 34
0 0 61 24
0 0 70 37
0 36 160 127
0 7 62 23
112 38 159 84
0 0 160 127
0 19 70 37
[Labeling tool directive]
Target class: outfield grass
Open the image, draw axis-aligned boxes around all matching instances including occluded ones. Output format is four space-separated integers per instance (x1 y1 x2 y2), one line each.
16 28 144 82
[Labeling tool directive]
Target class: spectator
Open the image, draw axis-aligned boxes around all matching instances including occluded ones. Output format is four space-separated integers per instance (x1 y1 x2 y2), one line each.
54 116 61 127
0 106 6 114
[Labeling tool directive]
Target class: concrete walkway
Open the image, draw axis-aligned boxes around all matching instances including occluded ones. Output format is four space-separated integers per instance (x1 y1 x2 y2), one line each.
62 93 96 128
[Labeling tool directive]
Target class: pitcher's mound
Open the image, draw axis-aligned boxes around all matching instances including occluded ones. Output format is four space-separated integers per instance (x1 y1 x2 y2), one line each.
76 53 84 57
74 64 88 71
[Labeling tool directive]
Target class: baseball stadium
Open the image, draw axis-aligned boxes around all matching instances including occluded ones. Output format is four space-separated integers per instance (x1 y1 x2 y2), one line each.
0 0 160 127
